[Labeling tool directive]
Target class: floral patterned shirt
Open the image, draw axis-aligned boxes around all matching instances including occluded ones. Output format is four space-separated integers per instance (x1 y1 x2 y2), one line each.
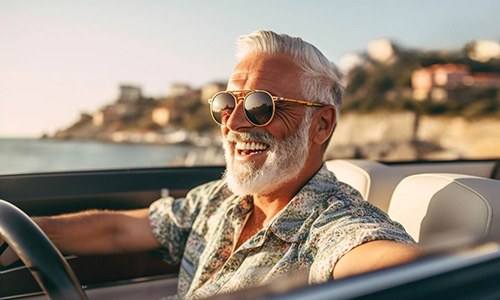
149 165 414 299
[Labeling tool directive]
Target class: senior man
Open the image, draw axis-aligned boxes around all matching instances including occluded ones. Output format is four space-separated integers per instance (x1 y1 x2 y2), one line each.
1 30 419 299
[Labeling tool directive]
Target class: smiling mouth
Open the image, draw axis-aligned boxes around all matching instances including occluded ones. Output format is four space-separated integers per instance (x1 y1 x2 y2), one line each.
235 141 269 156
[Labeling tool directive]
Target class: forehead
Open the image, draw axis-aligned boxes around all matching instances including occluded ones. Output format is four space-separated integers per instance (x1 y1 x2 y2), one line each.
228 53 304 97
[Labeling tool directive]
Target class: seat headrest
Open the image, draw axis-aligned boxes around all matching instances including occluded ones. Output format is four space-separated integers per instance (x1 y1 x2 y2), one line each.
388 173 500 243
325 159 404 212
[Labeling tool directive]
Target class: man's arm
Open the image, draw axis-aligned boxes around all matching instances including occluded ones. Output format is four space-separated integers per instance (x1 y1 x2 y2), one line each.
33 208 161 255
333 240 421 279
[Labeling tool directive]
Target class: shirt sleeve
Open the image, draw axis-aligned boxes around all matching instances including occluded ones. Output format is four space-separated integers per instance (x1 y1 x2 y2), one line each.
309 200 415 283
148 180 226 265
149 184 209 264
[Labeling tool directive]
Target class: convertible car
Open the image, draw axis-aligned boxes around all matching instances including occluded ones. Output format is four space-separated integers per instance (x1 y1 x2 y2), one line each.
1 158 500 299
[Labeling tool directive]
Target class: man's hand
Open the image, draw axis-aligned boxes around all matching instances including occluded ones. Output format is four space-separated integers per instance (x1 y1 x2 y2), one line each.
333 240 421 279
0 239 20 268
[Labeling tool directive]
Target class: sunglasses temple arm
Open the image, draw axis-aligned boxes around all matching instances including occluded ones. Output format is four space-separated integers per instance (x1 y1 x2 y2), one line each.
276 98 324 107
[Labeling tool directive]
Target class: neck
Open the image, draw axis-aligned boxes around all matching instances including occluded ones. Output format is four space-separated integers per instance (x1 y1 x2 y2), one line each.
251 160 323 222
251 195 288 225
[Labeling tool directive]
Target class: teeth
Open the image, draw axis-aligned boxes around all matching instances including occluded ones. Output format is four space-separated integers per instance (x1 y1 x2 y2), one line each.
236 141 268 151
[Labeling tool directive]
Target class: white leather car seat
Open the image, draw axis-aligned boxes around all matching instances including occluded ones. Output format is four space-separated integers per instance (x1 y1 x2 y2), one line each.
325 159 405 212
388 173 500 244
325 159 498 214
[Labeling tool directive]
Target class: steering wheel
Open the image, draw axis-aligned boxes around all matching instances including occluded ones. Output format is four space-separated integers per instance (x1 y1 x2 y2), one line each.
0 199 88 300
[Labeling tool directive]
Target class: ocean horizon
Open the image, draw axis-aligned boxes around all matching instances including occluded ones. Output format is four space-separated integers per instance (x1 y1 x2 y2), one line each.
0 138 224 175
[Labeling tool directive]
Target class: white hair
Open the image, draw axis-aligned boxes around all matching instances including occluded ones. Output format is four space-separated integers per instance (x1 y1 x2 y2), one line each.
236 30 344 117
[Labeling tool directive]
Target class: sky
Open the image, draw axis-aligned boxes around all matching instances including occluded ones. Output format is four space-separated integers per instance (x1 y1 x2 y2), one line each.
1 0 499 137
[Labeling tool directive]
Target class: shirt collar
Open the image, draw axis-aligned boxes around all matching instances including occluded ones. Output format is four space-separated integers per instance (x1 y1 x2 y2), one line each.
226 194 253 227
223 165 345 244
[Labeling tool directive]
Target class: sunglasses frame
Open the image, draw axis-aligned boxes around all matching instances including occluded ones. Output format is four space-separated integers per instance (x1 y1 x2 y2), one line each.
208 89 324 127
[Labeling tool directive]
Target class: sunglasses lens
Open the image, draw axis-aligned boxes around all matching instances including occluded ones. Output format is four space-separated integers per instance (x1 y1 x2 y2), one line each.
211 93 236 125
244 92 274 125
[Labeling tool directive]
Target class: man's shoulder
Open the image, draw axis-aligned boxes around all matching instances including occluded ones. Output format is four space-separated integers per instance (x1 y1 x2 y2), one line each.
307 165 365 203
311 183 415 244
309 167 402 229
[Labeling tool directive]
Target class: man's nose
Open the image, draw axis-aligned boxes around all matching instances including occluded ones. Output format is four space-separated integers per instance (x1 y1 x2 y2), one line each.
225 99 253 131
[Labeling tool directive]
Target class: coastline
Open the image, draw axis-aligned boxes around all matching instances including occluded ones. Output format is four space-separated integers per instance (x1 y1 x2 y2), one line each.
0 138 226 175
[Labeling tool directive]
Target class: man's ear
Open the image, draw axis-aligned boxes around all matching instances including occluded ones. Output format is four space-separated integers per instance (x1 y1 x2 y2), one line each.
312 105 336 146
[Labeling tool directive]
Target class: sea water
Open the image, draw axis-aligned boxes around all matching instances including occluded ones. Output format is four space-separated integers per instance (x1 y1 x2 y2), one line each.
0 138 222 175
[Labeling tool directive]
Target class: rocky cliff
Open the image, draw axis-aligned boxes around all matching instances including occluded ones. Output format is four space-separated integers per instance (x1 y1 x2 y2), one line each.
326 112 500 161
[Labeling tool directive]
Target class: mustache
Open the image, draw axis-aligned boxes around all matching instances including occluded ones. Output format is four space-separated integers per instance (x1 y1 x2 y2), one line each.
225 131 275 146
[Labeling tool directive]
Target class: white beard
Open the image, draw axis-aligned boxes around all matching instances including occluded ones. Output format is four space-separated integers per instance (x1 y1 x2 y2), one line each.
222 112 312 196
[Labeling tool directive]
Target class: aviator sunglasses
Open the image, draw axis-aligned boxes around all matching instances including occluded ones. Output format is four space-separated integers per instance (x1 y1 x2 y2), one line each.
208 90 324 127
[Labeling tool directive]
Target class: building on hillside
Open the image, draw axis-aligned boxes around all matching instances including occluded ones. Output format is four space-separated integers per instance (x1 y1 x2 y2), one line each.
93 85 144 126
93 103 140 126
366 38 397 64
412 64 470 102
168 83 193 98
151 97 181 127
465 40 500 63
118 84 142 103
339 52 366 74
412 63 500 103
